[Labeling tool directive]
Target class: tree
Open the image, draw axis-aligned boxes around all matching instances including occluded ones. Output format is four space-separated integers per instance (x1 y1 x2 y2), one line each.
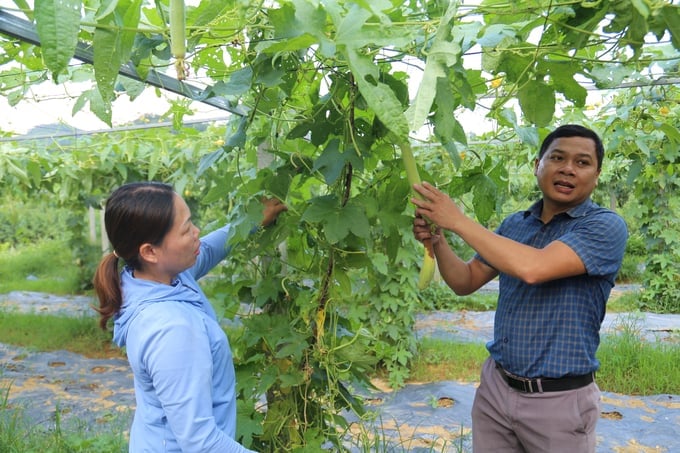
1 0 679 449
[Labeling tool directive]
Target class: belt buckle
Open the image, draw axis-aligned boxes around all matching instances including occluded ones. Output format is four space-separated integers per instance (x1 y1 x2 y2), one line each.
520 377 543 393
520 378 534 393
497 362 543 393
510 373 542 393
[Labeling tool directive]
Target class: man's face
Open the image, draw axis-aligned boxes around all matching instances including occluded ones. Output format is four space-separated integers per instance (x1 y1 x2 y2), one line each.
534 136 601 214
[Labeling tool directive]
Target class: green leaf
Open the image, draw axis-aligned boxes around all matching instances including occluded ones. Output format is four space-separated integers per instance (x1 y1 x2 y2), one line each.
344 201 370 239
211 67 253 101
253 1 334 57
196 149 224 177
26 160 42 187
405 1 459 131
630 0 650 18
326 1 413 140
76 87 111 125
301 195 339 223
259 34 318 54
283 0 327 37
470 173 497 224
494 48 532 84
588 64 634 89
119 0 142 62
312 139 364 185
93 0 142 103
334 3 410 49
559 3 609 50
517 80 555 127
432 78 467 164
236 404 263 447
301 196 369 243
252 56 286 87
275 332 309 360
223 115 248 151
663 5 680 50
481 36 516 74
34 0 82 79
658 123 680 144
346 50 409 138
546 62 587 106
477 23 517 47
515 125 539 148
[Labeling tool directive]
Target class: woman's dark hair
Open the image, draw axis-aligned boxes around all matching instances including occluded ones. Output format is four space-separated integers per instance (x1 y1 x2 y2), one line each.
538 124 605 170
93 182 175 329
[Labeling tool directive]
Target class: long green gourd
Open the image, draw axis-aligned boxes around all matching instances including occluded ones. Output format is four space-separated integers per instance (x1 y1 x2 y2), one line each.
170 0 187 80
399 141 436 289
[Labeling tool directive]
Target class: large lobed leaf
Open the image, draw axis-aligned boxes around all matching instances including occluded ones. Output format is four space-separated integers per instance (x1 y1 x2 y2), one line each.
92 0 143 124
34 0 82 80
404 1 459 132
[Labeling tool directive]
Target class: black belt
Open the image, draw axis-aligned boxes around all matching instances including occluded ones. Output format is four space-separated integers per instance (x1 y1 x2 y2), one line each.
495 362 594 393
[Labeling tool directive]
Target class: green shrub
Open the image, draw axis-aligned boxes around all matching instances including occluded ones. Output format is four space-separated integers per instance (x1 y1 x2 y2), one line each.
617 233 645 283
0 197 72 247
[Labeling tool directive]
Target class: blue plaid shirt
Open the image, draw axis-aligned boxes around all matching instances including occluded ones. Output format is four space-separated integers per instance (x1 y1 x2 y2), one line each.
482 198 628 378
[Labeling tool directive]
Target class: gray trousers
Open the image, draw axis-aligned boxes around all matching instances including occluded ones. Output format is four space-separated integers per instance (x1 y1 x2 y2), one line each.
472 357 600 453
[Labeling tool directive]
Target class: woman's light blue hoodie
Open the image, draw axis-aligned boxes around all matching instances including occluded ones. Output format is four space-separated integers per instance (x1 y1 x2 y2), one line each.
112 225 254 452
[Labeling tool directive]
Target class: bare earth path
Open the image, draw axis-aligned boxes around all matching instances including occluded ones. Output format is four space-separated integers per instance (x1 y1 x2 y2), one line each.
1 290 679 452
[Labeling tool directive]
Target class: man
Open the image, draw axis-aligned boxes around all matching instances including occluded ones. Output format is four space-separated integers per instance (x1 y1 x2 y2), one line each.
411 124 628 452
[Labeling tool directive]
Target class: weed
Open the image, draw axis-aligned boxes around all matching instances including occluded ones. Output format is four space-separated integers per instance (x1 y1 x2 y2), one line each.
0 312 118 358
597 313 680 395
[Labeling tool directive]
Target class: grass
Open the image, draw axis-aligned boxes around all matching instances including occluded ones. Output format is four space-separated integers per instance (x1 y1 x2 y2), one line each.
406 329 680 395
410 340 489 383
597 313 680 395
607 290 641 313
342 415 470 453
0 312 120 358
0 240 82 295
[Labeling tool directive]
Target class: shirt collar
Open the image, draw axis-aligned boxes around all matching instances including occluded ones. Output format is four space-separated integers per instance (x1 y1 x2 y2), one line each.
523 198 594 220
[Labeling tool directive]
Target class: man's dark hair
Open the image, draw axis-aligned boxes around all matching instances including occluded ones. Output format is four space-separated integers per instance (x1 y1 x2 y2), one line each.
539 124 605 170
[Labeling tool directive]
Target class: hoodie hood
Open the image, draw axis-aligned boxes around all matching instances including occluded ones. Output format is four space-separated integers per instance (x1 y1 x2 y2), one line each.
112 266 215 347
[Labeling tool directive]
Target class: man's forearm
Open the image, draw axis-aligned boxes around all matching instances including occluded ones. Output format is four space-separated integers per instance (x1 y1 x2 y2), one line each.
450 216 583 285
432 237 495 295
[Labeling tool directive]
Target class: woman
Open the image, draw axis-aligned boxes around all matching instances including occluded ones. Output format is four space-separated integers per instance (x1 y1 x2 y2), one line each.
93 182 285 452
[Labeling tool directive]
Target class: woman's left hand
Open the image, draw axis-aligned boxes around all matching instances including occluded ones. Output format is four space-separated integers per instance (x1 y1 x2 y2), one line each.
261 197 287 227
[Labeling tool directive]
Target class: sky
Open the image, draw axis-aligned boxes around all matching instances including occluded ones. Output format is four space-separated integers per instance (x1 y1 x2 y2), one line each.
1 80 226 135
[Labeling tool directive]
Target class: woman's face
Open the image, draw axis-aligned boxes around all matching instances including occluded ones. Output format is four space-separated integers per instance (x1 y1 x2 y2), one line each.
154 194 201 280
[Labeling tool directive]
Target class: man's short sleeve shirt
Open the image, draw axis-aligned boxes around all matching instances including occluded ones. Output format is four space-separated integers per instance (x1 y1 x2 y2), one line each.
484 199 628 378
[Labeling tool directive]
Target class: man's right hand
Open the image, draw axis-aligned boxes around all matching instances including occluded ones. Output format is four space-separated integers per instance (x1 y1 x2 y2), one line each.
413 215 442 246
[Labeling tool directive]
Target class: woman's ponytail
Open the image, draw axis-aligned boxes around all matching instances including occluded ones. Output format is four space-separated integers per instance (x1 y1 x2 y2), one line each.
92 252 123 330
